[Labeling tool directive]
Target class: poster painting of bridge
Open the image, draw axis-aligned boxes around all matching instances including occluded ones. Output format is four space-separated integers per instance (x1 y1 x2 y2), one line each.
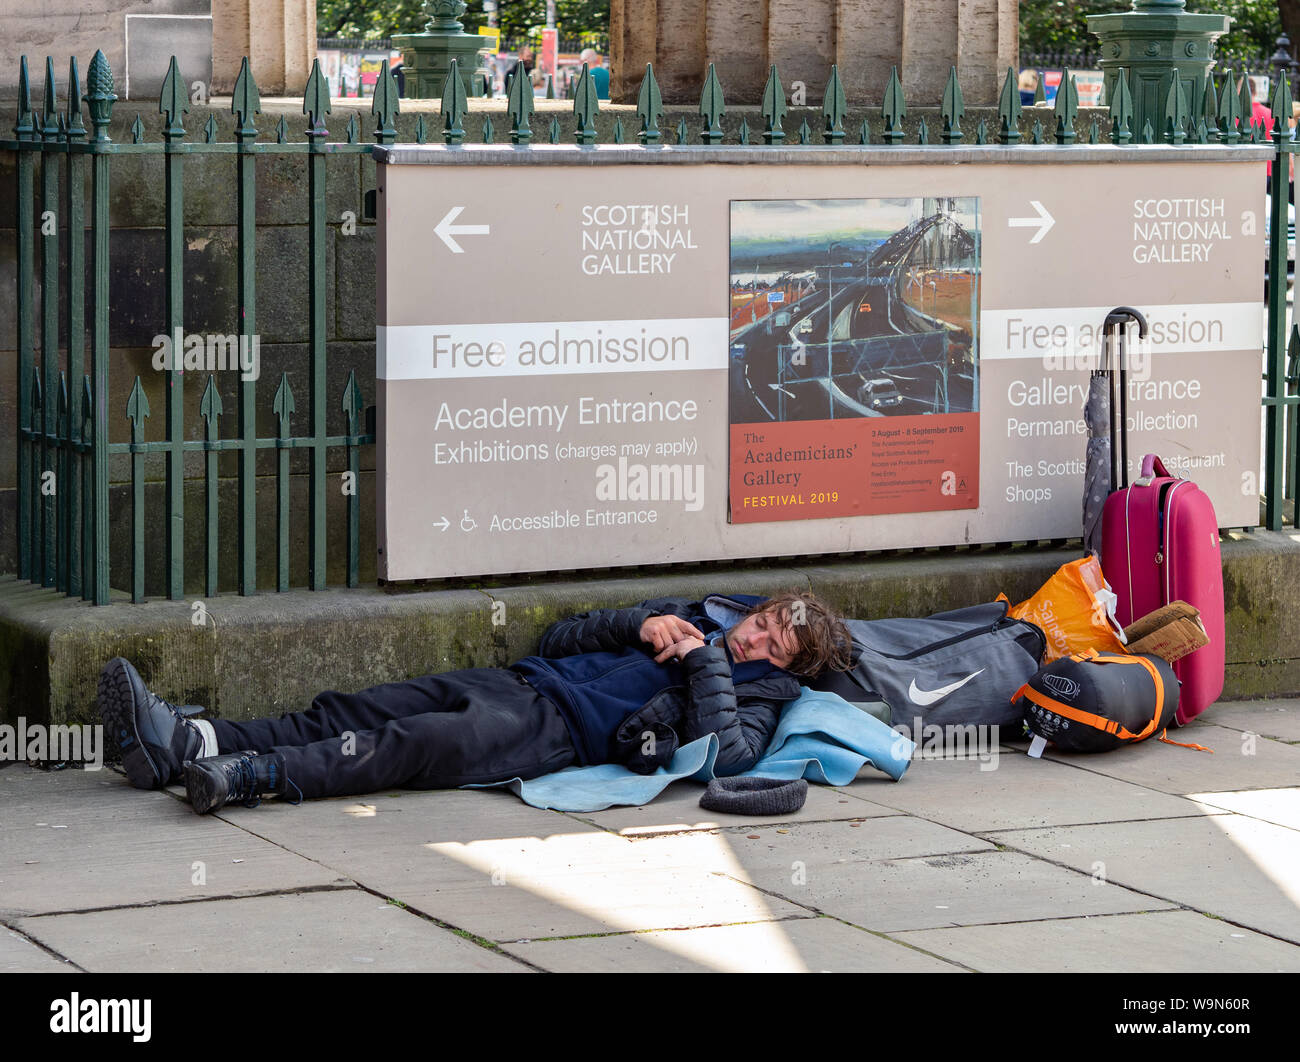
727 196 982 524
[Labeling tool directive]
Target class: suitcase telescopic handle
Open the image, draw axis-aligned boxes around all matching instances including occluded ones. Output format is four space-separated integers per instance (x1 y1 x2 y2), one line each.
1101 307 1149 492
1103 306 1149 338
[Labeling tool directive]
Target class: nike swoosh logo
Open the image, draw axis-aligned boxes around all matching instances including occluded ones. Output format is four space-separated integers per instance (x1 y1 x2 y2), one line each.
908 670 985 706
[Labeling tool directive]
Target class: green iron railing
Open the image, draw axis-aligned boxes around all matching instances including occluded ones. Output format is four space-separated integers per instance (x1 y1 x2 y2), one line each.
6 50 378 604
4 51 1298 604
1264 69 1300 532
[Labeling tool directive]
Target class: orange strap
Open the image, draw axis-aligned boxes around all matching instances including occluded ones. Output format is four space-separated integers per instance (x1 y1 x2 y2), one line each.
1011 652 1165 743
1158 729 1214 753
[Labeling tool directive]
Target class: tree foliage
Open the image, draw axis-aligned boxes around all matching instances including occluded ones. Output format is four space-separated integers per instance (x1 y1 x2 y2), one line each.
1019 0 1283 62
317 0 610 41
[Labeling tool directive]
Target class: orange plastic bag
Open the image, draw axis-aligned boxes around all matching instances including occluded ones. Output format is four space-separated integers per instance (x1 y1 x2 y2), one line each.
1005 555 1127 663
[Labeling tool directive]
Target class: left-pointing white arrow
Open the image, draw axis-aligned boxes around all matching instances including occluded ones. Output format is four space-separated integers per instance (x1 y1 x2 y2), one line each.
435 205 491 253
1007 200 1056 244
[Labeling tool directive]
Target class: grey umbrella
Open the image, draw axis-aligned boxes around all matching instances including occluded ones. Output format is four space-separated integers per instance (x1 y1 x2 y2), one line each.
1082 372 1111 555
1083 307 1148 556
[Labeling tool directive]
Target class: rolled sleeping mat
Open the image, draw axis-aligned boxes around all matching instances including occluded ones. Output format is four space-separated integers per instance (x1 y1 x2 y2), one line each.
1013 649 1179 755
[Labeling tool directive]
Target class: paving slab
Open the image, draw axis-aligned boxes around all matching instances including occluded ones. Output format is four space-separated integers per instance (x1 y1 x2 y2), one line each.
1037 725 1300 795
504 915 966 973
212 787 809 940
895 909 1300 972
834 750 1204 833
1 928 75 973
0 766 350 918
728 844 1169 932
1186 788 1300 832
568 778 901 836
209 787 605 889
993 814 1300 945
401 853 811 942
1197 700 1300 743
628 816 995 871
16 890 527 973
218 786 594 844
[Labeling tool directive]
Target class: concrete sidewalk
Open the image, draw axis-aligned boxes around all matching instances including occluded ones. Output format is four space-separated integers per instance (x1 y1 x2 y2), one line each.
3 698 1299 974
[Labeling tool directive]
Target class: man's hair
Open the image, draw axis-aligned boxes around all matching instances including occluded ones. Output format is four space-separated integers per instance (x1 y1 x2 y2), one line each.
750 590 854 678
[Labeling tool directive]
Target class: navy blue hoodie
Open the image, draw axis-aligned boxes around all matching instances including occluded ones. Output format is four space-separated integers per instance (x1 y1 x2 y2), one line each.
511 594 779 765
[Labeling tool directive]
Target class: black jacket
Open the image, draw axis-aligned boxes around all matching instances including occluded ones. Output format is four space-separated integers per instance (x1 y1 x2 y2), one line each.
527 594 801 774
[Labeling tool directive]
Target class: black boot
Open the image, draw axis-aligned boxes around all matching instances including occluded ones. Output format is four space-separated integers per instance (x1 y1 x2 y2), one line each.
183 751 301 815
97 657 207 790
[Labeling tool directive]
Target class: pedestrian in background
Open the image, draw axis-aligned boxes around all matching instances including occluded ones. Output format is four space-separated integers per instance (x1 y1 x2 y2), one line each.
581 48 610 100
1018 69 1038 106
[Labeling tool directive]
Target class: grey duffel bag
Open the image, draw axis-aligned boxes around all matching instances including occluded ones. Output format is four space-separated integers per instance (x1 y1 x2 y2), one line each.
807 601 1046 738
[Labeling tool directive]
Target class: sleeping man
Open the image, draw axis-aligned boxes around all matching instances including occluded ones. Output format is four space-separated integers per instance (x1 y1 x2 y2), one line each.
97 590 852 814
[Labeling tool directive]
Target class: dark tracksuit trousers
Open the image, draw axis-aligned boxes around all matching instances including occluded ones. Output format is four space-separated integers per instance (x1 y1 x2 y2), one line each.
208 669 577 800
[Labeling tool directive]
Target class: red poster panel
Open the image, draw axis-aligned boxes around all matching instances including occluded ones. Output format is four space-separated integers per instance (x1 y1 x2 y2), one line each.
541 28 558 78
728 197 981 524
730 414 979 520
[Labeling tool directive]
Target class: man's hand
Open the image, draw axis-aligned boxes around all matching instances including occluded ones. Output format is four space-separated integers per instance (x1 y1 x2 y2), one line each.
640 615 705 657
654 635 706 664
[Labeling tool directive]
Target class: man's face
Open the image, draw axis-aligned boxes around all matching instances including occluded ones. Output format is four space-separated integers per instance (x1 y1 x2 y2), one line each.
726 610 799 670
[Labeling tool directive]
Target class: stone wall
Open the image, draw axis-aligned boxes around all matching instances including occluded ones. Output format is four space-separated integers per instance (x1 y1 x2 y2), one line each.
6 531 1299 726
0 0 214 101
0 0 315 100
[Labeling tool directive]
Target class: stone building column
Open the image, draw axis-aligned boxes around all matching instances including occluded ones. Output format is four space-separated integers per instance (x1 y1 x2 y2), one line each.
212 0 315 95
960 0 1019 110
769 0 836 102
838 0 904 106
610 0 658 103
653 0 710 106
610 0 1018 107
706 0 768 105
902 0 961 106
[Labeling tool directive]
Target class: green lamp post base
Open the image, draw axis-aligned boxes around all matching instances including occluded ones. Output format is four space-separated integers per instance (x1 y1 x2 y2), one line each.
1088 0 1230 140
393 1 490 99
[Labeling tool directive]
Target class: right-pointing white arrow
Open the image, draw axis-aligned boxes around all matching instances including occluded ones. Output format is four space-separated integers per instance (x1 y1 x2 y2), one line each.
433 516 451 531
1008 201 1056 244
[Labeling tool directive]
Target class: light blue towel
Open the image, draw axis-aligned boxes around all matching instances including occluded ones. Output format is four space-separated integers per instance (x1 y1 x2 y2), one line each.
469 688 915 812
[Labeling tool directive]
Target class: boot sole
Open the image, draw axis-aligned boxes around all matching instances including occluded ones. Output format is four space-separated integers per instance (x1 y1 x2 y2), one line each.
97 659 163 790
183 760 224 815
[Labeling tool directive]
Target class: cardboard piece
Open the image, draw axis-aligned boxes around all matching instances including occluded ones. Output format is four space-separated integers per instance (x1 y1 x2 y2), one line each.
1122 601 1210 663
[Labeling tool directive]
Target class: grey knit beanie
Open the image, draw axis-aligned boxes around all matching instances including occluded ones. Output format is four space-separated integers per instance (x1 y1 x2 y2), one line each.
699 775 808 816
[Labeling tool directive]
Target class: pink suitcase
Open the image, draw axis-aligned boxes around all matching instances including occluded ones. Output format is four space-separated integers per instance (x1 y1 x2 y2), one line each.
1100 453 1225 724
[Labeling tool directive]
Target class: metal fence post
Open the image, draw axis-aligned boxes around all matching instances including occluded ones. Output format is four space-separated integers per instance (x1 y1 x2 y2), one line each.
1265 73 1295 530
14 58 35 583
234 57 260 596
65 57 87 597
39 58 60 589
85 50 115 605
161 57 188 599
